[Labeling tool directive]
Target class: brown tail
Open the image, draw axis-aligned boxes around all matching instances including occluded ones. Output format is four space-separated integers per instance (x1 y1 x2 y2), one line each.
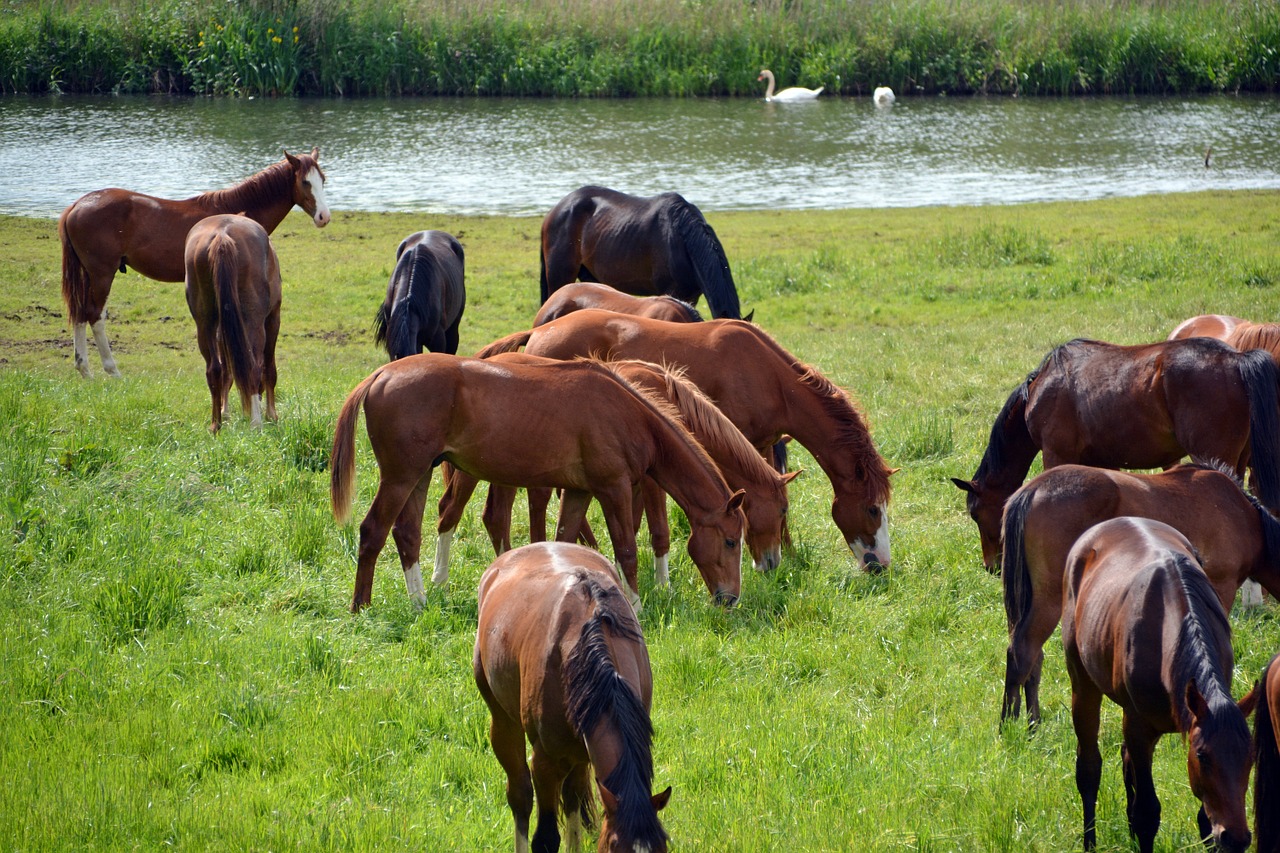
58 210 91 326
330 371 379 523
474 329 533 359
210 234 255 413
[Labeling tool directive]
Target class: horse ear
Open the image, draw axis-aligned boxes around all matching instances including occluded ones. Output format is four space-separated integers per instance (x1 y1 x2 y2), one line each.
781 469 802 484
395 237 410 260
1238 681 1260 718
743 309 755 323
283 149 301 168
1186 681 1211 722
951 477 975 493
310 146 321 159
726 489 747 513
597 782 619 814
651 785 672 812
887 467 902 477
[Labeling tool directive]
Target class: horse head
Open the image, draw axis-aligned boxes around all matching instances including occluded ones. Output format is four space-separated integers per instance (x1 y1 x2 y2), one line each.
684 490 746 606
951 476 1004 573
833 466 897 572
284 147 330 228
745 470 800 573
596 783 671 853
1185 681 1257 853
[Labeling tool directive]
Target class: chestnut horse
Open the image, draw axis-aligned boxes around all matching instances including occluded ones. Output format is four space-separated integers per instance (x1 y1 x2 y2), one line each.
475 542 670 853
1063 517 1258 853
476 310 895 569
330 354 745 612
59 148 329 378
540 186 742 319
952 337 1280 570
535 282 703 326
183 215 282 433
1256 653 1280 853
434 356 796 586
999 461 1280 727
1168 313 1248 342
373 230 466 360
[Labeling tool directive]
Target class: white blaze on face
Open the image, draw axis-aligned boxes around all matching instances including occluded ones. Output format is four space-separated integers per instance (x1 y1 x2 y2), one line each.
847 503 891 570
307 168 331 227
432 530 454 585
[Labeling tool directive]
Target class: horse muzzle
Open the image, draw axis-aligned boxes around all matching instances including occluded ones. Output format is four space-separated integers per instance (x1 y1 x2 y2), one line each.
714 589 739 607
753 547 782 573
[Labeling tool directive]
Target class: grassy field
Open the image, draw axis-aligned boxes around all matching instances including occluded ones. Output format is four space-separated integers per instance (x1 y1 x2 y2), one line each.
2 191 1280 850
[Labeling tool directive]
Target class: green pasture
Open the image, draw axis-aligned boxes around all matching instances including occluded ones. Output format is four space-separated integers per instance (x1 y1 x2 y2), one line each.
1 191 1279 850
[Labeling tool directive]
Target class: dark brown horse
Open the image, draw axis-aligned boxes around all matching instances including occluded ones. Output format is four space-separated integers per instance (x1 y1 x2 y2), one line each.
372 230 466 360
183 214 282 433
1256 653 1280 853
535 282 703 326
476 309 895 569
1168 313 1248 341
952 337 1280 570
59 148 329 378
540 186 742 319
1000 461 1280 727
474 541 670 853
330 354 745 612
1063 517 1258 853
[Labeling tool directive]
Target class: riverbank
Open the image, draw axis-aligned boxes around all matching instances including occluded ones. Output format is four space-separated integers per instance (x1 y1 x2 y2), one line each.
2 0 1278 97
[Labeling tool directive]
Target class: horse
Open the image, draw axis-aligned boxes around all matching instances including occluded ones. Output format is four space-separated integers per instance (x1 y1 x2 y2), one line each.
1256 653 1280 853
1062 517 1258 853
999 461 1280 727
433 356 797 587
540 186 742 320
534 282 704 326
952 337 1280 570
183 214 282 433
372 230 466 360
1168 313 1248 341
59 148 329 378
1227 322 1280 367
475 309 895 570
474 541 670 853
330 354 745 612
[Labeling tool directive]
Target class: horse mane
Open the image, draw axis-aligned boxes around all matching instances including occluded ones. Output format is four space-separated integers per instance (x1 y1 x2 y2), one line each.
658 295 704 322
563 572 667 849
1227 321 1280 357
1181 458 1280 570
373 248 429 358
667 195 742 320
1169 553 1242 736
973 358 1043 487
1256 654 1280 850
197 157 307 213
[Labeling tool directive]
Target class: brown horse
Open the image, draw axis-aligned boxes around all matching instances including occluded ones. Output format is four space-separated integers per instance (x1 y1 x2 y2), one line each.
1256 653 1280 853
183 215 282 433
535 282 703 326
59 148 329 378
330 354 745 612
540 186 742 319
476 309 895 569
952 337 1280 570
433 356 797 586
1063 517 1258 853
372 230 466 360
1168 313 1248 341
474 541 670 853
1000 461 1280 727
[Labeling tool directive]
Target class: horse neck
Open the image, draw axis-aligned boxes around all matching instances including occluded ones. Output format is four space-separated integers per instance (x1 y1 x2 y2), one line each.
638 402 732 515
199 162 296 232
1169 562 1237 730
974 382 1039 493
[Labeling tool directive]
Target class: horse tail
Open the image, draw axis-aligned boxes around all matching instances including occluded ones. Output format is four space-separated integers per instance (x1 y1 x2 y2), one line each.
374 253 426 361
1000 485 1036 651
331 371 378 524
211 233 255 412
58 209 92 326
1237 348 1280 512
672 200 741 320
1256 655 1280 851
539 243 550 305
474 329 532 359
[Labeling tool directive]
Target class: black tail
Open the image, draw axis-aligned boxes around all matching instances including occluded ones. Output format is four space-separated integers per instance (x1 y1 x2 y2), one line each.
1256 656 1280 851
539 243 550 305
212 234 255 411
672 201 741 320
1238 348 1280 512
1000 486 1036 654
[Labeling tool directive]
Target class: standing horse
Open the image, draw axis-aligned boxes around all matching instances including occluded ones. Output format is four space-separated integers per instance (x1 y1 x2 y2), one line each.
59 148 329 378
183 215 282 433
952 337 1280 570
1063 517 1257 853
330 354 744 612
540 186 742 320
474 541 670 853
372 230 466 360
475 310 895 570
534 282 703 326
1256 653 1280 853
999 461 1280 727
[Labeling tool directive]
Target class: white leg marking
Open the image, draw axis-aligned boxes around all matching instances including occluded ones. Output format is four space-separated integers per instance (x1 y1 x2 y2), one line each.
250 393 263 428
1239 579 1264 609
403 562 426 607
565 811 584 851
515 828 530 853
432 530 454 586
653 553 670 588
91 319 120 377
73 322 91 377
615 562 643 614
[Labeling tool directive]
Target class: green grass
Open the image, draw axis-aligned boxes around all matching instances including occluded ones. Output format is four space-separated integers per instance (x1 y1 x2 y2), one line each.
2 192 1280 849
1 0 1278 96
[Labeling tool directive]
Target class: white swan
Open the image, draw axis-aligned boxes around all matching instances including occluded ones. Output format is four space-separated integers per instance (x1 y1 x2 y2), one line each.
873 86 896 106
758 69 823 102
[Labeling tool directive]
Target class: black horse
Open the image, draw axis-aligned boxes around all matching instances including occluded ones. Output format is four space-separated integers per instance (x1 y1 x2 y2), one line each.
373 230 466 360
540 186 742 320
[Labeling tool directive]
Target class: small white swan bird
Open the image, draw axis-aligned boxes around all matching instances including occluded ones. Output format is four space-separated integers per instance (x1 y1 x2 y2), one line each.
758 69 823 102
873 86 896 106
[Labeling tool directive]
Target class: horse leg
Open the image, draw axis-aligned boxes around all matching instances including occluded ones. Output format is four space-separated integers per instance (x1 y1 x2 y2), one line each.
391 475 432 607
90 318 121 378
1120 718 1161 853
482 484 519 555
261 305 280 422
1067 657 1103 850
590 486 643 613
194 319 225 433
73 322 92 378
1004 598 1058 728
640 478 672 588
485 702 533 853
434 464 481 586
352 479 417 611
529 747 565 853
528 487 553 542
560 763 593 851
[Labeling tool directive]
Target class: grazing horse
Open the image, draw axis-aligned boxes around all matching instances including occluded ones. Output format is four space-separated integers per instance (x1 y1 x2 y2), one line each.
183 215 282 433
1256 653 1280 853
534 282 703 326
952 337 1280 570
475 310 895 569
59 148 329 378
1227 322 1280 366
434 356 797 586
999 462 1280 727
373 230 466 360
540 186 742 320
330 354 745 612
1063 517 1257 853
474 542 670 853
1168 313 1248 342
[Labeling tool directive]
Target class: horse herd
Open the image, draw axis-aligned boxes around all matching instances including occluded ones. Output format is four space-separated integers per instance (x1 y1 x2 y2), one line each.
54 151 1280 852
